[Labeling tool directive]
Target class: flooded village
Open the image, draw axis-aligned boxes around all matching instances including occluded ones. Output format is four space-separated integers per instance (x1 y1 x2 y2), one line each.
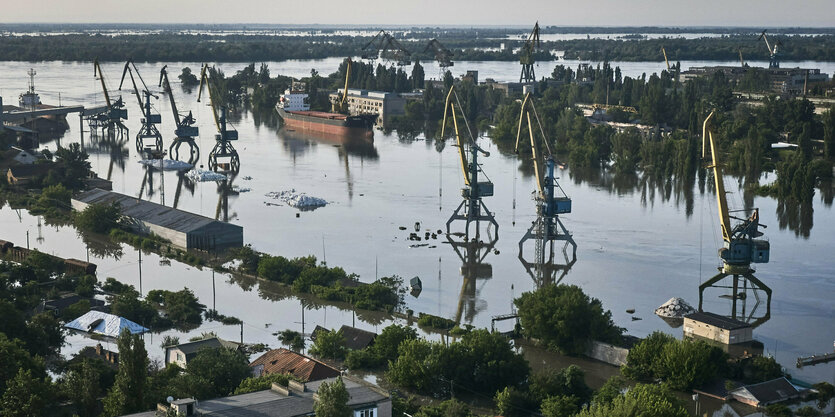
0 15 834 417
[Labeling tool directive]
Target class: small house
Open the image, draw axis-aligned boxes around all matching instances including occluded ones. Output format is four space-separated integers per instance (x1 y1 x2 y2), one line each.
729 377 804 407
249 348 340 382
683 311 752 345
311 325 377 351
164 337 240 368
69 343 119 370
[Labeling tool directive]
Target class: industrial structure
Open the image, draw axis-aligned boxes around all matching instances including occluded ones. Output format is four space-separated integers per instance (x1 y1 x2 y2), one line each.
448 234 495 324
683 311 753 345
159 65 200 163
514 92 576 286
198 64 240 172
758 30 782 68
71 188 243 251
519 22 541 83
88 59 128 139
699 112 771 323
327 88 405 127
424 38 454 77
362 30 411 66
119 60 162 153
441 86 497 238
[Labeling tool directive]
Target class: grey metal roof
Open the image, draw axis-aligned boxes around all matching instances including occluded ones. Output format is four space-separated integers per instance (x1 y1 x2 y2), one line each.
734 377 801 405
685 311 750 331
73 188 240 234
166 337 239 356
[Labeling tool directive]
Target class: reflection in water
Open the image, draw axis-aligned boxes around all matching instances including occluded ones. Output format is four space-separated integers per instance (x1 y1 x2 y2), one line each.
172 170 196 209
700 277 771 329
446 231 497 325
281 128 378 202
84 127 129 181
215 173 239 223
776 199 814 239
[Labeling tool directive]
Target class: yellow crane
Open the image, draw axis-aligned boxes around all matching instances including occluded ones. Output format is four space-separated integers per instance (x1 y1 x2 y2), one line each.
198 64 240 172
699 111 771 322
91 59 128 136
332 58 352 113
515 92 576 286
738 47 746 67
661 46 671 71
442 85 497 239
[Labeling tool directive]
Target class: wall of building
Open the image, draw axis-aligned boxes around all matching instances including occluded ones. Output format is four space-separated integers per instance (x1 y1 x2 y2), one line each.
585 340 629 366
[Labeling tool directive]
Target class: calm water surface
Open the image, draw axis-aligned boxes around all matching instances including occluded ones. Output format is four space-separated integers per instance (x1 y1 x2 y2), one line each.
0 61 833 386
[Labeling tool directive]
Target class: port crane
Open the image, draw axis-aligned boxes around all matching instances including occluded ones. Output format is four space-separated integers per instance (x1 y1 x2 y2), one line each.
699 111 771 323
758 30 781 69
519 22 541 83
198 64 240 173
119 60 163 153
515 92 576 286
442 85 498 239
661 46 671 71
738 47 746 67
159 65 200 163
424 38 454 76
447 234 496 324
362 30 412 66
90 59 128 139
332 58 352 113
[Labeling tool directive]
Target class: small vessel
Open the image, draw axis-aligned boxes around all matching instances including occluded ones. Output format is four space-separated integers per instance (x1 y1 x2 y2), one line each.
275 82 376 139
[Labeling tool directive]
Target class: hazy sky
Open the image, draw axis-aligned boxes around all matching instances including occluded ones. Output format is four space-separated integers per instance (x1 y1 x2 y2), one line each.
1 0 833 27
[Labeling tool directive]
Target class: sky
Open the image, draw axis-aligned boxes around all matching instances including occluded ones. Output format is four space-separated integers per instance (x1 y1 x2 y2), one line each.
0 0 833 27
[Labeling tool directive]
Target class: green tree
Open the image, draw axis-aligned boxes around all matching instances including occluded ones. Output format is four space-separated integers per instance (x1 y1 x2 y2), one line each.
75 202 121 234
795 406 822 417
372 323 417 362
413 399 473 417
64 358 102 416
764 403 793 417
655 338 726 390
0 333 45 394
514 285 622 355
277 329 305 352
812 382 835 409
622 331 675 381
103 329 149 416
495 386 537 417
541 395 580 417
529 365 592 405
53 143 91 189
0 368 51 417
575 383 687 417
823 105 835 159
591 375 627 406
411 60 425 90
175 347 251 399
233 372 292 395
310 329 347 360
313 377 351 417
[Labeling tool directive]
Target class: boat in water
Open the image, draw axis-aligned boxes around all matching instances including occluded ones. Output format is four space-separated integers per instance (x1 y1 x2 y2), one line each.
275 82 376 139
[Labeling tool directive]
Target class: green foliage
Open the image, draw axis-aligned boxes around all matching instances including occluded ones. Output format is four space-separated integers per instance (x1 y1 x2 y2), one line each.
623 331 729 390
812 382 835 409
160 335 180 349
764 403 793 417
75 202 121 234
230 244 261 274
314 377 351 417
0 333 45 394
60 299 91 321
529 365 592 405
179 67 199 88
495 386 539 417
233 372 292 395
591 375 627 406
146 288 205 327
387 329 529 397
0 368 51 416
514 284 622 355
795 406 822 417
345 324 417 370
103 328 149 416
110 287 165 329
575 383 687 417
310 329 347 360
417 313 456 330
413 399 474 417
540 395 580 417
173 347 251 400
277 329 305 352
63 358 102 416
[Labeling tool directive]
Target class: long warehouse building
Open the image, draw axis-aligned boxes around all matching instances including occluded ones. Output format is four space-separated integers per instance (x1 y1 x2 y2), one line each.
71 189 243 251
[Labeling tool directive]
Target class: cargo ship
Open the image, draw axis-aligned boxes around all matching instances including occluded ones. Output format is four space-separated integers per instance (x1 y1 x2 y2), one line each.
275 83 376 139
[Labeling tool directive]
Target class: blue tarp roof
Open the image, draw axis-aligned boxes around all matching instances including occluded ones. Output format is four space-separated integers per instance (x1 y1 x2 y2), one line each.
64 310 148 337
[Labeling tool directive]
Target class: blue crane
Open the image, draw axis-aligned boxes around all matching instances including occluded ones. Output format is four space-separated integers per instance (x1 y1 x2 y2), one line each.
159 65 199 163
197 64 240 173
119 60 162 153
514 92 576 286
442 86 497 240
699 111 771 323
90 59 128 139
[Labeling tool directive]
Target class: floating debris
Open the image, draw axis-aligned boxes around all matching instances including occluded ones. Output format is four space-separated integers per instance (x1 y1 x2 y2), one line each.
187 169 227 182
399 226 407 230
654 297 695 318
265 189 327 210
242 176 253 180
232 186 251 193
626 308 636 314
631 316 642 321
138 159 193 171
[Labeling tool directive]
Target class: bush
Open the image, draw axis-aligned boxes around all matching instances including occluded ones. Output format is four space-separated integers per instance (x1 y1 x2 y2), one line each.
514 284 622 355
417 313 456 330
310 329 347 360
74 202 121 234
623 331 728 390
233 372 292 395
576 383 687 417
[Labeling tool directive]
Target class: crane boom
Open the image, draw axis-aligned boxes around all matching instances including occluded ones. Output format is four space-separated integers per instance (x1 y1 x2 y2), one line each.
661 46 671 71
197 64 222 133
702 111 732 242
158 65 181 125
738 48 745 67
442 86 471 186
119 61 147 110
93 59 113 108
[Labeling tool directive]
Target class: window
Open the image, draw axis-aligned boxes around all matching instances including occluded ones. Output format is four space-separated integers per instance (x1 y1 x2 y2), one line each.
354 407 376 417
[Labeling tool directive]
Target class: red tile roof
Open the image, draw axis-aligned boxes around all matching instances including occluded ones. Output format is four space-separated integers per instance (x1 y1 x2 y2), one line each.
249 348 340 382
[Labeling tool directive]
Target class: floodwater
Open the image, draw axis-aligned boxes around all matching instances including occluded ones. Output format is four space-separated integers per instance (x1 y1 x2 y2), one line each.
0 60 833 391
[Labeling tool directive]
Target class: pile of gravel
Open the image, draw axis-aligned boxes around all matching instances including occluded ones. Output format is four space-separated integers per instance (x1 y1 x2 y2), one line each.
654 297 695 318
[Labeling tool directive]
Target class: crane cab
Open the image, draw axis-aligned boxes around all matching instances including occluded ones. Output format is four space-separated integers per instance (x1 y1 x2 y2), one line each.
462 181 494 198
175 126 199 138
109 108 128 120
144 114 162 124
720 239 770 266
548 197 572 214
